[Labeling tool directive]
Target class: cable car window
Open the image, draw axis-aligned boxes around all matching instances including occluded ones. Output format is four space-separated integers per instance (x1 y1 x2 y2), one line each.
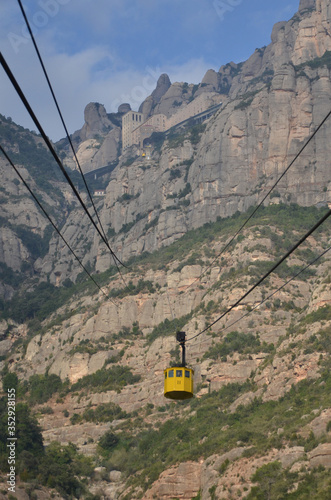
176 370 183 377
168 370 174 378
165 372 167 379
185 370 190 378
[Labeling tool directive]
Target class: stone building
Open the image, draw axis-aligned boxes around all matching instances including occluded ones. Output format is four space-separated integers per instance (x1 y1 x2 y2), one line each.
122 110 144 150
121 92 220 151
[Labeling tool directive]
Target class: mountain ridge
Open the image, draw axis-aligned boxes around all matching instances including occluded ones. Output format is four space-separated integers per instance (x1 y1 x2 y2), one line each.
0 1 331 498
39 0 330 286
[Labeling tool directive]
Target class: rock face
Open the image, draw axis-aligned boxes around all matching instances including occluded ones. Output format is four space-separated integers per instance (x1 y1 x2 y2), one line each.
69 102 122 173
299 0 316 11
143 462 202 500
308 443 331 468
0 119 78 296
1 1 331 283
2 3 331 499
79 102 113 141
39 0 331 279
118 103 131 114
139 73 171 117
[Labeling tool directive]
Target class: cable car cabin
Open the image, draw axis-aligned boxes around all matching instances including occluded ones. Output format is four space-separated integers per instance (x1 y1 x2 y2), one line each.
164 366 194 400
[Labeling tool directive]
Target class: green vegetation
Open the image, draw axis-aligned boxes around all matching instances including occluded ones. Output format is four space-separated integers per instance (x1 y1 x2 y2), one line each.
147 130 166 151
169 168 182 180
117 192 140 203
0 262 22 288
189 123 206 144
38 442 94 498
130 203 329 274
25 373 63 405
0 399 94 497
0 117 61 193
234 90 261 110
71 402 127 424
146 312 193 344
148 120 206 151
0 202 328 334
144 215 159 231
1 281 81 323
98 369 331 494
71 365 141 393
202 331 275 361
122 156 138 167
295 50 331 71
168 182 192 200
111 322 143 341
247 462 331 499
107 279 157 300
302 305 331 325
2 372 19 392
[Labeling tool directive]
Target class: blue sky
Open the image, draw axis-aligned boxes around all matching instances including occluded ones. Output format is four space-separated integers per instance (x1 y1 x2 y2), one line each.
0 0 299 140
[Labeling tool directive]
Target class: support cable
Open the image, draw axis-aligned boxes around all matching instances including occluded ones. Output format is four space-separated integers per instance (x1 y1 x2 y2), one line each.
187 207 331 342
0 144 118 307
0 52 127 275
194 244 331 347
16 0 110 247
185 108 331 292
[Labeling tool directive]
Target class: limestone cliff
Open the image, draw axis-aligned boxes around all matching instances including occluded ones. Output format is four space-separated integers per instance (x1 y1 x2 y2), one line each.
2 2 331 499
41 0 331 282
1 203 330 499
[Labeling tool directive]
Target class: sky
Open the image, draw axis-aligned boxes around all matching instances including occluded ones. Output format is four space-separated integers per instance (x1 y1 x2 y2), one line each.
0 0 299 141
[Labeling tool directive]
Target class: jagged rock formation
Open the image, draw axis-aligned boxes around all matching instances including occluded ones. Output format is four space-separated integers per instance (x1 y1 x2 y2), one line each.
2 3 331 499
0 118 79 297
1 204 330 499
37 0 331 282
1 1 331 291
79 102 113 141
67 102 122 173
139 73 171 117
118 102 131 114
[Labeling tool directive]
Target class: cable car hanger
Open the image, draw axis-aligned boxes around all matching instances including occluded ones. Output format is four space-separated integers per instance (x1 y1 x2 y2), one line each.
164 331 194 400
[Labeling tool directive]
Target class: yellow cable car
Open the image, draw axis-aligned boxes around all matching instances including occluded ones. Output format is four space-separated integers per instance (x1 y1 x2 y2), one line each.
164 331 194 400
164 366 194 400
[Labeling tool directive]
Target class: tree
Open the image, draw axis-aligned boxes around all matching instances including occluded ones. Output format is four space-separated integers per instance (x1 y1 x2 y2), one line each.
248 461 293 500
2 372 18 392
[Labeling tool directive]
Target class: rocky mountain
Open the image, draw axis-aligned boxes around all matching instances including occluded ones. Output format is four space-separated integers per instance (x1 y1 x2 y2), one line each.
0 0 331 499
2 0 330 289
0 115 85 299
0 203 330 499
34 0 331 286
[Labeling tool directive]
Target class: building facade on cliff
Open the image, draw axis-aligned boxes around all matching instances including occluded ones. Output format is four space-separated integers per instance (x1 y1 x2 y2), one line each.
122 92 221 151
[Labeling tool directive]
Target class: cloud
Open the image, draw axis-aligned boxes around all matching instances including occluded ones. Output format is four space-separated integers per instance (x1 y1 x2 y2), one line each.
1 0 298 141
1 27 213 142
0 0 214 141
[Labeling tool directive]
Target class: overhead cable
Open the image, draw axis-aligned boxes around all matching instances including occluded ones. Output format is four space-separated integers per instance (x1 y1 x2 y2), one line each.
185 107 331 292
0 51 126 273
0 144 117 306
16 0 110 249
187 206 331 342
197 244 331 343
